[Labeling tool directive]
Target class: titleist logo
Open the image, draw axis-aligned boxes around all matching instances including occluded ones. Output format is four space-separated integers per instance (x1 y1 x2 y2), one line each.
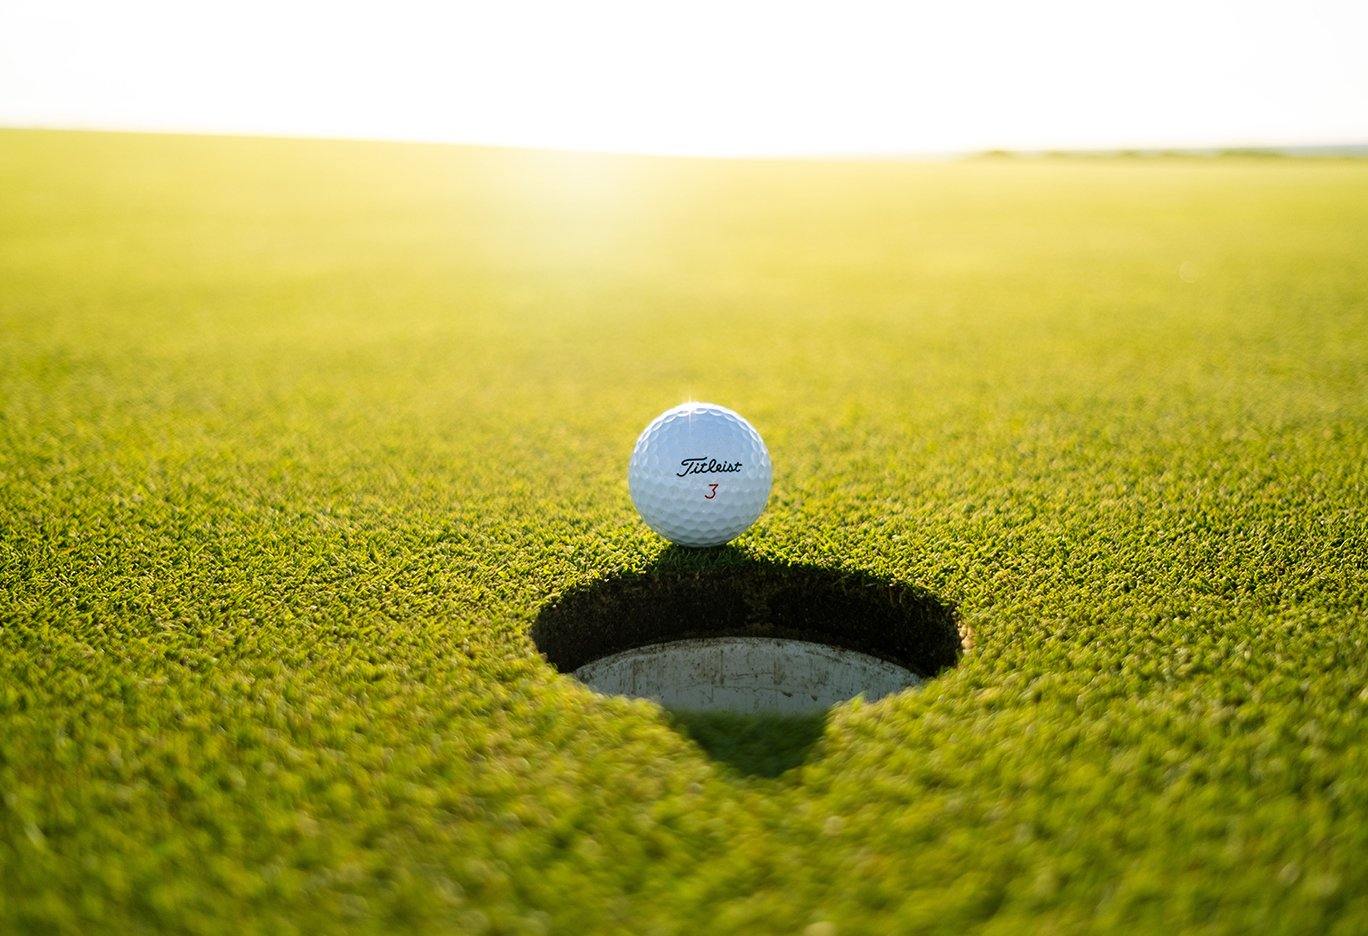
676 457 743 477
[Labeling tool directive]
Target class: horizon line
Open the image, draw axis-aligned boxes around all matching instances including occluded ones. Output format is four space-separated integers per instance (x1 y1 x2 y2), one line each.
4 122 1368 163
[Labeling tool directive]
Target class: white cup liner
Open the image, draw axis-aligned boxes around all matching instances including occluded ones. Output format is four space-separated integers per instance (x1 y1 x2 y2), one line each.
573 635 923 715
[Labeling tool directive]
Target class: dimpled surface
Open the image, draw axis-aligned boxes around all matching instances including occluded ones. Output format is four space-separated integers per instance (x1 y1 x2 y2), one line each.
628 403 772 547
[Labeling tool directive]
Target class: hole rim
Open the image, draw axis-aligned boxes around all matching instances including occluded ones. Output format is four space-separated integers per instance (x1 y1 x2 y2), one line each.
533 554 964 693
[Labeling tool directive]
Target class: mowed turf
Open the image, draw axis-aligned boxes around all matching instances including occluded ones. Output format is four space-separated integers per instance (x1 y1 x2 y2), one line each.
1 129 1366 933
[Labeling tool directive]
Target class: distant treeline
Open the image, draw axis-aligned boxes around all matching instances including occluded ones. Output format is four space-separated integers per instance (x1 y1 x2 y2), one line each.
974 146 1368 159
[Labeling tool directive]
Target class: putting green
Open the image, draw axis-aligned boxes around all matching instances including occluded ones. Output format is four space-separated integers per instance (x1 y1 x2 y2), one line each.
1 130 1365 932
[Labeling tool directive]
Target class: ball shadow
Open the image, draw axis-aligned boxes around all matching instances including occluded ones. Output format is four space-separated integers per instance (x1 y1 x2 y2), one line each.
533 546 963 777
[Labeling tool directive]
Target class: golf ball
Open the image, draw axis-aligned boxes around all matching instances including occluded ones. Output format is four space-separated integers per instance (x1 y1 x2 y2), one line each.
628 402 772 547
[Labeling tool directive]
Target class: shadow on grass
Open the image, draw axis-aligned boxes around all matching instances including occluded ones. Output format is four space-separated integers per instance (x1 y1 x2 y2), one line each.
534 545 963 778
666 710 829 778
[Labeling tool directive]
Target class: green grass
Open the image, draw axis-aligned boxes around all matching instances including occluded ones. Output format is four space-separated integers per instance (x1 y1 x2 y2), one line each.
665 711 828 779
1 129 1366 933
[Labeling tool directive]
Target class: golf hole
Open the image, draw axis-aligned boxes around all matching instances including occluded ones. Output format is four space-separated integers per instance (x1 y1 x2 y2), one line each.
534 554 962 717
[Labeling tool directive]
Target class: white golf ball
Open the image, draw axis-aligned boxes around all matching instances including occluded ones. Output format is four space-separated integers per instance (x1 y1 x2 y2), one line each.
628 402 772 547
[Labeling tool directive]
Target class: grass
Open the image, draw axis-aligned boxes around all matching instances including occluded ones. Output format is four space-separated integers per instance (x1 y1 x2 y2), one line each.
666 710 828 779
0 129 1365 933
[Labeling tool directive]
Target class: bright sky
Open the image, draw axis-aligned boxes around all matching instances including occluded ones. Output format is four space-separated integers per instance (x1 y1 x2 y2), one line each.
2 1 1366 156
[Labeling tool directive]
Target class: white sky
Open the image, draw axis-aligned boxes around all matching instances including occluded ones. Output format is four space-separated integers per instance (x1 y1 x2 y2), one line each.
2 1 1366 156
